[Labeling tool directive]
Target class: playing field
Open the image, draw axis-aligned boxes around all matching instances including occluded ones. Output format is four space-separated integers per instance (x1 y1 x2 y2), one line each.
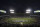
4 17 37 24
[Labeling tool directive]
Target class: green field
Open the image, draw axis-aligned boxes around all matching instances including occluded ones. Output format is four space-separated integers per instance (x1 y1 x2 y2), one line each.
4 17 37 24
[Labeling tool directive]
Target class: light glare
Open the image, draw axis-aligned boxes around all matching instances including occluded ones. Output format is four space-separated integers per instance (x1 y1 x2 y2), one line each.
26 9 31 13
10 9 14 13
26 12 30 13
3 11 6 13
10 12 14 13
34 11 40 13
0 10 6 13
26 9 31 12
10 9 14 11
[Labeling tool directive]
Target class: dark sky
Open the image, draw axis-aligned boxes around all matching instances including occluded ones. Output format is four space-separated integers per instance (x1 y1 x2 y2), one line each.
0 0 40 13
0 0 40 8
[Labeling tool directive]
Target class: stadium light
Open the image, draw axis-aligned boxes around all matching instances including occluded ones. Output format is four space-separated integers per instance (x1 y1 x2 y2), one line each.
3 11 6 13
0 10 6 13
26 11 31 13
10 12 14 13
10 9 14 13
34 10 40 13
26 9 31 12
26 9 31 13
10 9 14 11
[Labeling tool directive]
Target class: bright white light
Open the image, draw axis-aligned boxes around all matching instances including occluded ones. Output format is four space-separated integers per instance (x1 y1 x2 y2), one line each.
3 11 6 13
26 12 30 13
0 10 6 13
10 12 14 13
34 10 40 13
26 9 31 12
26 9 31 13
10 9 14 13
10 9 14 11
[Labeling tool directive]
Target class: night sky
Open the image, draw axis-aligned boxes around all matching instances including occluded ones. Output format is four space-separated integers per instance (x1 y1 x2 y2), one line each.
0 0 40 15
